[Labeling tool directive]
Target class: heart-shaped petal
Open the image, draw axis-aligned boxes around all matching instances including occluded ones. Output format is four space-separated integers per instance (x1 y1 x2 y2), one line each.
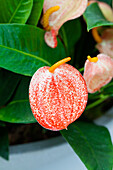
29 63 88 130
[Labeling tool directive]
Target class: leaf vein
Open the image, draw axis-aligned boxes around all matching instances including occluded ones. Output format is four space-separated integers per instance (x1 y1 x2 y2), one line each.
0 44 51 66
8 0 23 23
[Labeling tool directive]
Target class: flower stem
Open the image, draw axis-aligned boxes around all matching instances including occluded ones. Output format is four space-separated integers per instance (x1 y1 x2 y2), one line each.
85 95 109 111
79 67 84 72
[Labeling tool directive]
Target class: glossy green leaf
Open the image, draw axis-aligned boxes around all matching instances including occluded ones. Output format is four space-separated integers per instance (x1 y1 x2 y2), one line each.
0 76 36 123
0 0 33 23
0 69 21 107
0 125 9 160
27 0 44 25
61 121 113 170
84 3 113 31
0 24 66 76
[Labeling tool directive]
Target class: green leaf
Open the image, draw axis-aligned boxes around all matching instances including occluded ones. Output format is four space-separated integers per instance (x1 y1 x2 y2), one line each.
0 76 36 123
59 19 82 66
27 0 44 25
59 19 81 56
0 0 33 23
0 24 66 76
0 69 21 107
84 3 113 31
61 121 113 170
0 125 9 160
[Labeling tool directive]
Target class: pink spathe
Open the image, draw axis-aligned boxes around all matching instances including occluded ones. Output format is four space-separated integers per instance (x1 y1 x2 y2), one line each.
83 54 113 93
96 28 113 59
43 0 88 48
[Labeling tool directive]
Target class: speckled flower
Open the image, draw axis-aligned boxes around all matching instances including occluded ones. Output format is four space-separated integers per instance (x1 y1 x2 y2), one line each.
29 58 88 130
41 0 88 48
83 54 113 93
96 28 113 59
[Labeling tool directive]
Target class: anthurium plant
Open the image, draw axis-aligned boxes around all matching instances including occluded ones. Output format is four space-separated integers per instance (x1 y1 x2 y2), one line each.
0 0 113 169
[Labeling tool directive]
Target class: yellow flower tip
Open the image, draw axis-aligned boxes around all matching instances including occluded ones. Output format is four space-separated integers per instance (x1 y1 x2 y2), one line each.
92 27 102 43
49 57 71 73
87 55 98 62
42 6 60 31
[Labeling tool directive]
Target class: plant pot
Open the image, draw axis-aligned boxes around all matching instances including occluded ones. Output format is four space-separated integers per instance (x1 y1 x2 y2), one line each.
0 107 113 170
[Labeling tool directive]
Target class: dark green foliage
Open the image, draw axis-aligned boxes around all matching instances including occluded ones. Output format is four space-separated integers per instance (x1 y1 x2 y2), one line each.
0 0 33 23
0 69 21 107
61 121 113 170
0 124 9 160
0 24 66 76
0 76 36 123
0 0 113 167
27 0 44 25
